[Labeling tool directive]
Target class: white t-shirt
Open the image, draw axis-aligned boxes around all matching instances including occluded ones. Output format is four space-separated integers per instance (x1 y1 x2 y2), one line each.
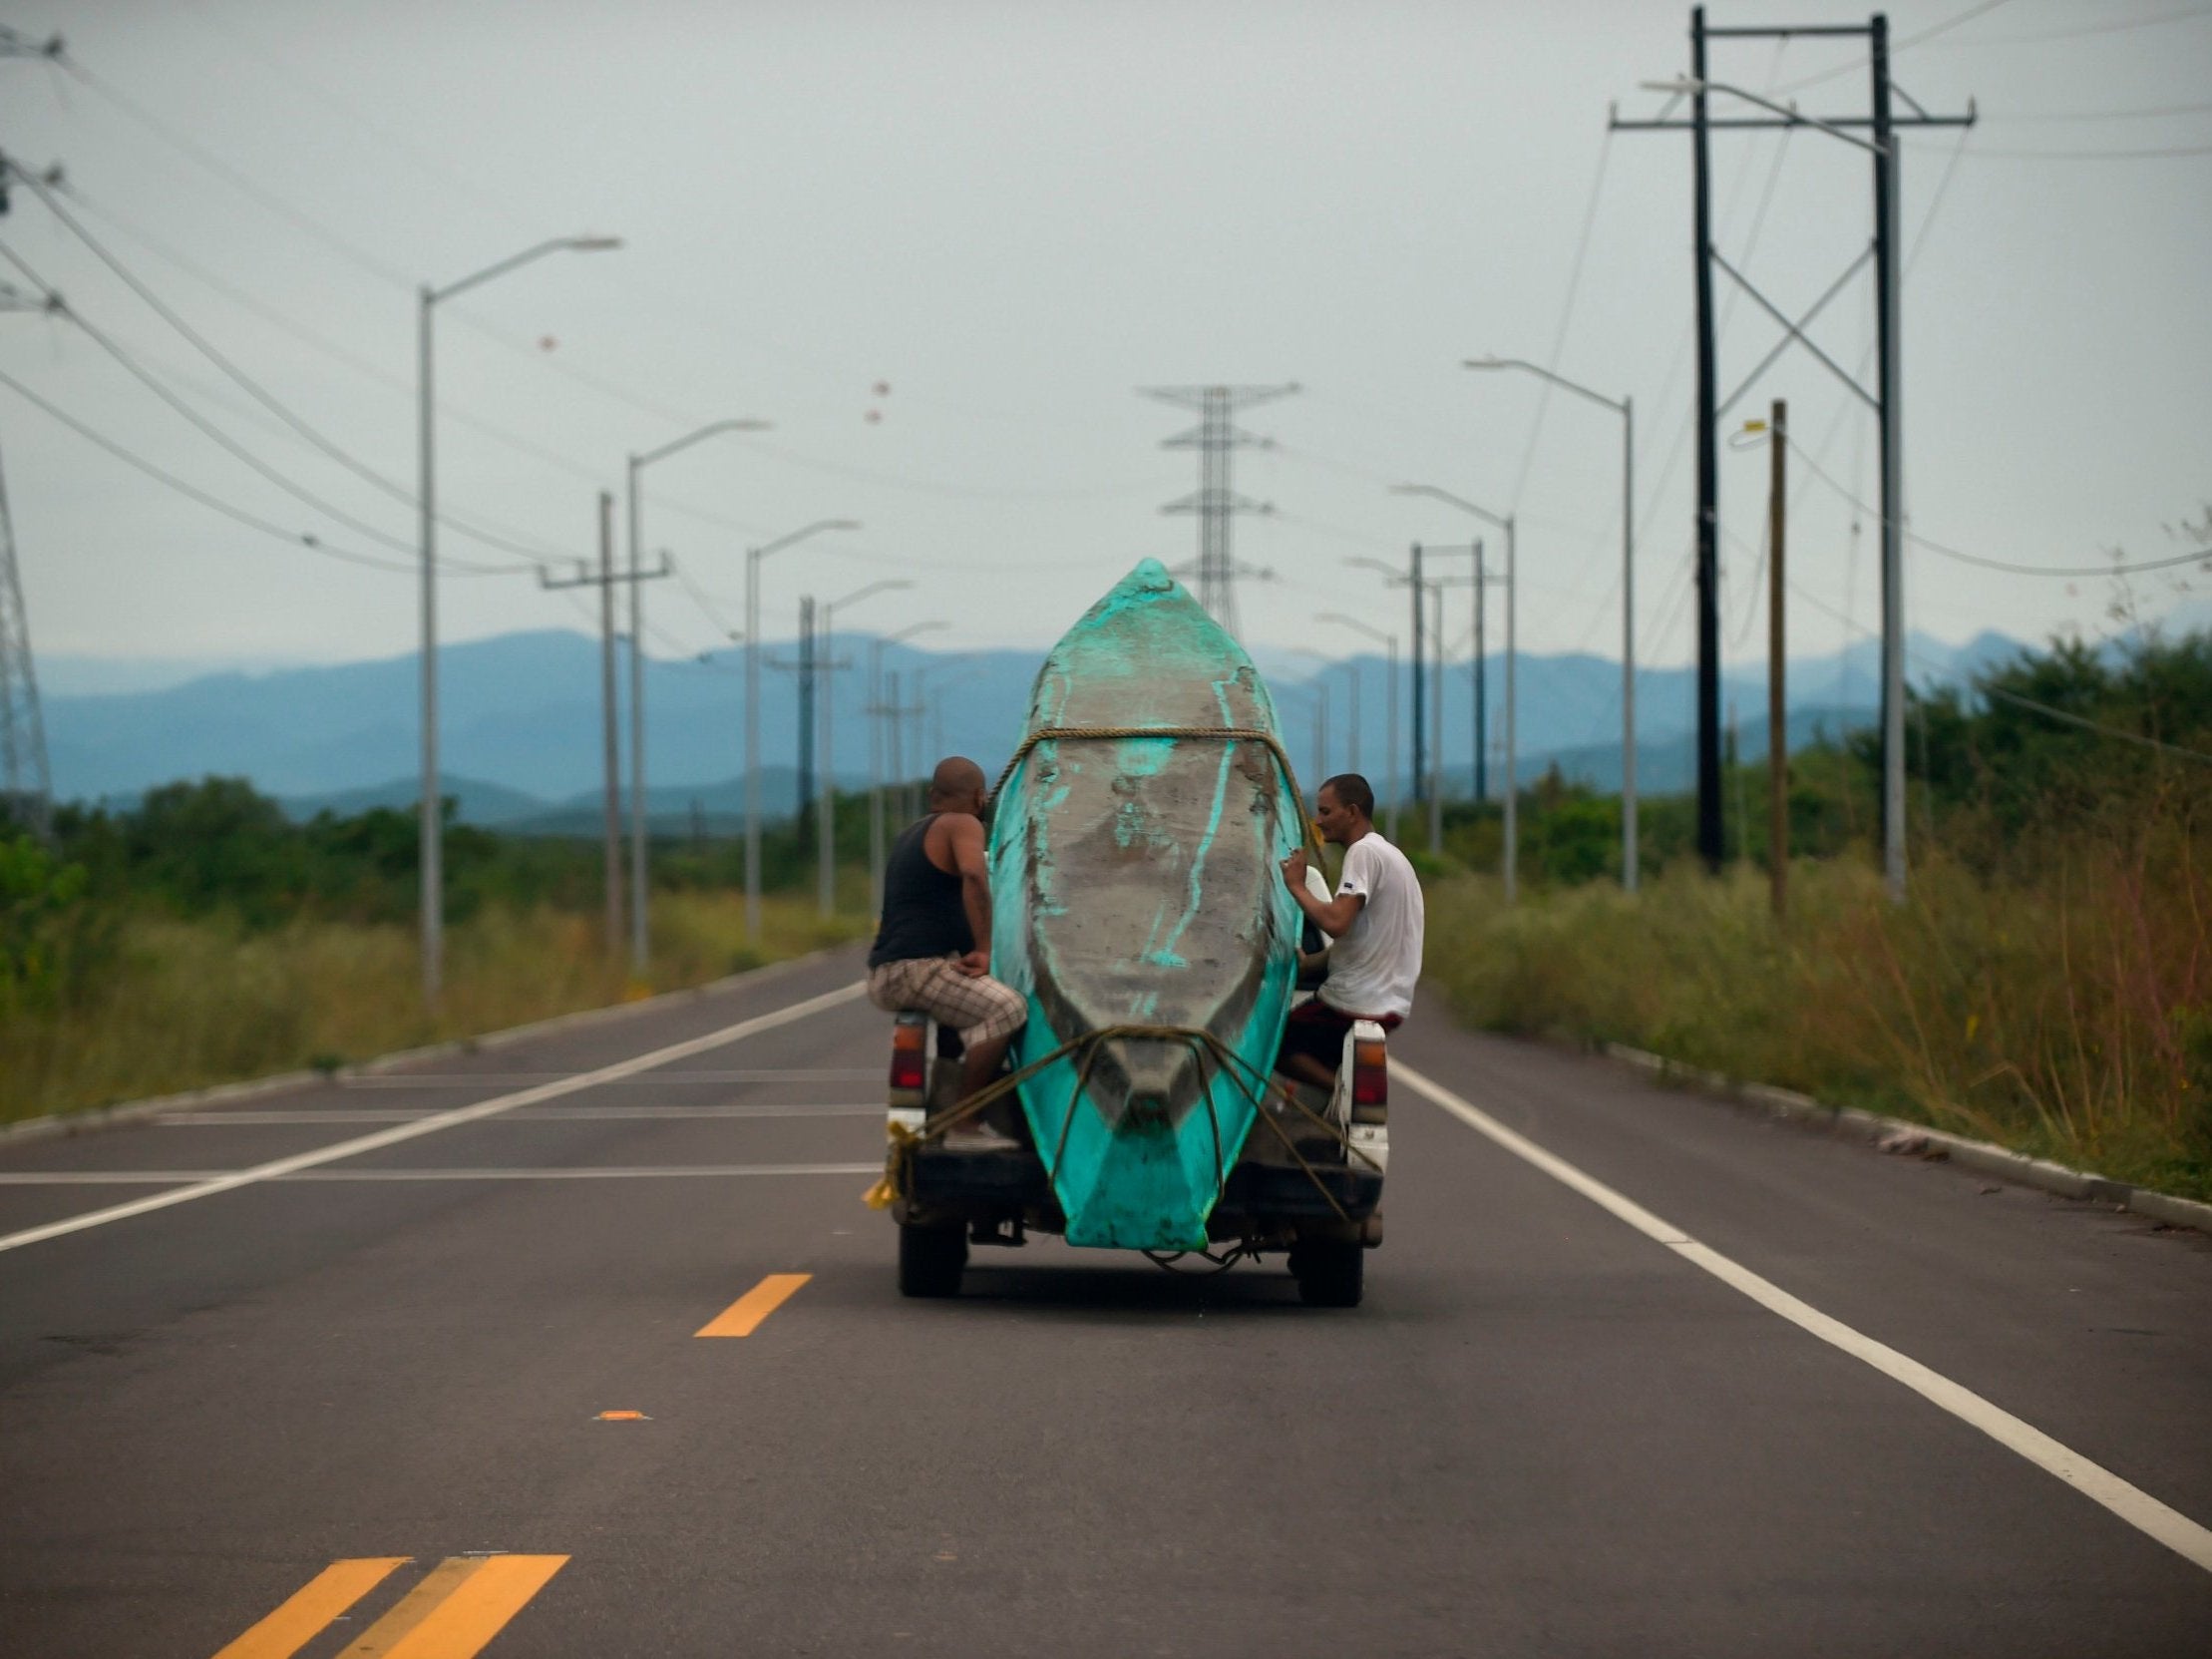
1317 831 1424 1021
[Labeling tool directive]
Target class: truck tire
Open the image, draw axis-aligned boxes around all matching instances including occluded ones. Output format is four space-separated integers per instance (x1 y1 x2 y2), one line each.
1292 1240 1363 1308
898 1223 967 1298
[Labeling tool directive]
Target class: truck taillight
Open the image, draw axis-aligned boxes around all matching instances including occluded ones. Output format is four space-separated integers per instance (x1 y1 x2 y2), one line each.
1350 1035 1388 1114
890 1016 928 1095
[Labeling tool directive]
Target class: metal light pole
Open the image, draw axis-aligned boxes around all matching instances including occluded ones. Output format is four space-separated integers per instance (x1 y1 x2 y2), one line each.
1316 613 1397 841
418 233 620 1005
1465 357 1637 890
867 621 945 915
1392 485 1518 902
745 519 859 942
818 579 911 917
626 418 768 970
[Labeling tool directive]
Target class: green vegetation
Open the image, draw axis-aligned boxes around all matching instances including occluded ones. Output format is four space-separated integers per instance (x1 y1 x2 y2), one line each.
0 785 873 1126
1421 629 2212 1202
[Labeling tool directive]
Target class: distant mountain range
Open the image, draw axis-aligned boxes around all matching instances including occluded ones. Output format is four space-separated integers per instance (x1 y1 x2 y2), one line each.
45 624 2035 829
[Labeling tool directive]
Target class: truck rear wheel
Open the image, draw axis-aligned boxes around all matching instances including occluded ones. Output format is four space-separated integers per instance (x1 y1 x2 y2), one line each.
1291 1240 1363 1308
898 1223 967 1298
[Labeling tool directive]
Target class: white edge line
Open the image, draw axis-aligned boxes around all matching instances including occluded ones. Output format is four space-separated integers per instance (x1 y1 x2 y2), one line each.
1392 1057 2212 1577
0 1164 884 1183
0 982 868 1255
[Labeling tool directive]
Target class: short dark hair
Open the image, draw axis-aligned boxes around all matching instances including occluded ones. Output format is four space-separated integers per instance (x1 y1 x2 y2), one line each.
1318 772 1374 819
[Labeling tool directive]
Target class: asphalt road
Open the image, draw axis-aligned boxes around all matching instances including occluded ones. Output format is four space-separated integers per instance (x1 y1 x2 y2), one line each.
3 943 2209 1657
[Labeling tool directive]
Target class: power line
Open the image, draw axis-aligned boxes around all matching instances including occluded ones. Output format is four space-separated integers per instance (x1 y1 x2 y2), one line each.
1961 141 2212 159
1988 99 2212 123
1786 576 2212 765
0 241 523 574
1506 130 1615 513
1788 441 2212 578
0 364 424 576
14 168 574 566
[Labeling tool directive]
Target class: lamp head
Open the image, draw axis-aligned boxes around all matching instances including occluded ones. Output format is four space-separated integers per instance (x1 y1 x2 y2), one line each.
569 234 623 251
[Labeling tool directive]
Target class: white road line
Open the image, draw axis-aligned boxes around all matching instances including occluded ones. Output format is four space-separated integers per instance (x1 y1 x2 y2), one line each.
1394 1059 2212 1578
0 981 868 1256
0 1163 884 1183
333 1067 880 1087
157 1105 884 1125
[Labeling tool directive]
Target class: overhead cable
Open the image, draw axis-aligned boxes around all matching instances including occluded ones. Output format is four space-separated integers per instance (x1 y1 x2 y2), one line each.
0 365 482 577
15 169 574 566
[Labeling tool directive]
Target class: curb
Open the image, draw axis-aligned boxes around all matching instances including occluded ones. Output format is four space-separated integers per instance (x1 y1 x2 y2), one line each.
1601 1042 2212 1240
0 943 856 1147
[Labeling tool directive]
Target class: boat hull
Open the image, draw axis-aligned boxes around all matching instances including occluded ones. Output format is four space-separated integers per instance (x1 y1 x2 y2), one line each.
987 561 1304 1249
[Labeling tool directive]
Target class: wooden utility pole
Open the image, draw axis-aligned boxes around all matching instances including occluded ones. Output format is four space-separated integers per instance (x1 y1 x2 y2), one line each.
539 492 629 957
1768 400 1788 918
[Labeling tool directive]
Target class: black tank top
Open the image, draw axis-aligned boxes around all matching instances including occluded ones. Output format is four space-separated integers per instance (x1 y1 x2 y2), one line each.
868 814 974 967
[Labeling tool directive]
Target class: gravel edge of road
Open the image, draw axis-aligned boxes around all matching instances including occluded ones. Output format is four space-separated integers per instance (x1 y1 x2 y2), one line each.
0 945 856 1147
1600 1042 2212 1240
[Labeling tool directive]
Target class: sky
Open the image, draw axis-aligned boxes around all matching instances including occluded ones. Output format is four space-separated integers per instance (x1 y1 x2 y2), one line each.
2 0 2208 685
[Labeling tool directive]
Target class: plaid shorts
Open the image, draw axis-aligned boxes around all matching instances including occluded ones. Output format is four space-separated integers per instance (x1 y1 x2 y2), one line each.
866 955 1028 1047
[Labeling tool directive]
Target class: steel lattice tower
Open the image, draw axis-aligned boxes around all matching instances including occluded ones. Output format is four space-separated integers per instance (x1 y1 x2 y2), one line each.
0 444 51 837
1141 383 1298 640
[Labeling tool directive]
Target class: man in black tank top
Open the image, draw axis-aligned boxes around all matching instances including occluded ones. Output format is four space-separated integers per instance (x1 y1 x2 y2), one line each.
866 757 1027 1115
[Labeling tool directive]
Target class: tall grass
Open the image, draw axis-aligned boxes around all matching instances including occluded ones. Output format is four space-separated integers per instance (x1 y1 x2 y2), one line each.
0 893 868 1126
1424 842 2212 1201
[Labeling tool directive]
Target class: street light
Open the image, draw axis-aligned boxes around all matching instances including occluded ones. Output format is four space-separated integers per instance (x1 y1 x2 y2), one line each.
627 418 769 969
745 519 860 941
1289 653 1333 790
1391 483 1519 903
868 621 946 914
1317 613 1398 840
1466 356 1639 891
818 579 913 917
419 233 620 1005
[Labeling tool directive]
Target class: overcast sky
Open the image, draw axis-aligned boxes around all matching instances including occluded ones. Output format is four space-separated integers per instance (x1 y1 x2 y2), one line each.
3 0 2207 681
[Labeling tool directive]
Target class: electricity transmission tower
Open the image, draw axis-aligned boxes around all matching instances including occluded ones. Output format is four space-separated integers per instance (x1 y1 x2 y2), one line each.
0 277 58 838
0 28 67 837
1141 384 1298 639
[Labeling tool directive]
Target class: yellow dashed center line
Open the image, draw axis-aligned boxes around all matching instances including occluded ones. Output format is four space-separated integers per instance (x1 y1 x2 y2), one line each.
210 1558 408 1659
695 1271 812 1337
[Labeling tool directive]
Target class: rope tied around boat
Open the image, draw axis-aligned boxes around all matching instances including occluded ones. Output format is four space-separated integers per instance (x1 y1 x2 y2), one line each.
863 1019 1379 1228
985 723 1328 864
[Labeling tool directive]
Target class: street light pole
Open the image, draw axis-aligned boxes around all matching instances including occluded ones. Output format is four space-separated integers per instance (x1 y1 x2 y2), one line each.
1392 484 1518 902
745 519 860 942
818 579 911 917
866 620 945 915
1316 614 1397 841
418 233 619 1006
1465 357 1637 889
626 418 768 970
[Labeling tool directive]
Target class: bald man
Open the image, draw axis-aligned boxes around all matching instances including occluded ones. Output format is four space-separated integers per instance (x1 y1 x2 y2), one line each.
866 756 1028 1116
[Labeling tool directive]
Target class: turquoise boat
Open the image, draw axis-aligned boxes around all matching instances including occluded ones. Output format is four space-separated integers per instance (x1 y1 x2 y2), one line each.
985 560 1306 1250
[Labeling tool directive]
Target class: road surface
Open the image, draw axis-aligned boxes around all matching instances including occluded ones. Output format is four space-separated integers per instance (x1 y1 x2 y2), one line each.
2 944 2208 1656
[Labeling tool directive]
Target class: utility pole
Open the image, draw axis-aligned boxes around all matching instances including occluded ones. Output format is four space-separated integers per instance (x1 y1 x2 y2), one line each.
539 493 632 959
1612 7 1973 897
1768 398 1788 918
1142 384 1298 640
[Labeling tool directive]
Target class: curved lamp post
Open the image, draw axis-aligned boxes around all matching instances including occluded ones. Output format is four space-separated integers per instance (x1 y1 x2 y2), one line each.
745 520 860 941
1465 355 1638 890
626 418 769 968
419 233 620 1005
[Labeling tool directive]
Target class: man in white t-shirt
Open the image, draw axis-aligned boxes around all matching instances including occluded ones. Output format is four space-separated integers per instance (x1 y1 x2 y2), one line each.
1274 772 1426 1089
